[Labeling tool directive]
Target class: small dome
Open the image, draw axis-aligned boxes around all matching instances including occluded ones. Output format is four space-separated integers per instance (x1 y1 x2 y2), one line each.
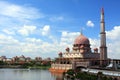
94 48 98 51
58 52 62 55
65 47 70 51
74 34 89 44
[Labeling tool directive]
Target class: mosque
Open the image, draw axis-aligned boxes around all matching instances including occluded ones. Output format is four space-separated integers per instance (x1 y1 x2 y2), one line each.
49 8 120 73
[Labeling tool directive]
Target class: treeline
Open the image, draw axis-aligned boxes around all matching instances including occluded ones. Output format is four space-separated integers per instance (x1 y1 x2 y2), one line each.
0 61 51 69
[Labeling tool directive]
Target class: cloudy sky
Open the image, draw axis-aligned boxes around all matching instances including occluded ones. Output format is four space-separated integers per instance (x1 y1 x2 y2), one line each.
0 0 120 59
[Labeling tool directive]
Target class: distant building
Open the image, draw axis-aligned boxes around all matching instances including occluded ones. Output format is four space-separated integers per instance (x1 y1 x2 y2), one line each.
35 57 42 61
0 55 52 66
0 56 7 62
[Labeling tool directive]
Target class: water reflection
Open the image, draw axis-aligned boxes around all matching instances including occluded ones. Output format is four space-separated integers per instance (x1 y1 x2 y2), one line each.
0 69 63 80
51 72 63 80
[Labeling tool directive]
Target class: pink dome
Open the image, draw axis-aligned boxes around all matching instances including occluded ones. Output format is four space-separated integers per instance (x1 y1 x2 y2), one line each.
74 34 89 44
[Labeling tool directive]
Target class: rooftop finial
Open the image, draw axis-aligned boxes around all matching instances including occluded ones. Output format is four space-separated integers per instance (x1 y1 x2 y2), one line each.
80 28 83 35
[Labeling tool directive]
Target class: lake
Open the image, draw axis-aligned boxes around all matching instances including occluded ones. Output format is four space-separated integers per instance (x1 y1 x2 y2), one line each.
0 69 63 80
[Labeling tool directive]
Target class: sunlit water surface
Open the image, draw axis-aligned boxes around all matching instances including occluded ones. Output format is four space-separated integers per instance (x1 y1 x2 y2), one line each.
0 69 63 80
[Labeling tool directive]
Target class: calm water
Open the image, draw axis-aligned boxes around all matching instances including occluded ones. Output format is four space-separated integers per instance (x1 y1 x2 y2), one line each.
0 69 63 80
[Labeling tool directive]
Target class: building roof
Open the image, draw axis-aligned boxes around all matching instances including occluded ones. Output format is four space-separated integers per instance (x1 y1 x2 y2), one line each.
74 34 90 45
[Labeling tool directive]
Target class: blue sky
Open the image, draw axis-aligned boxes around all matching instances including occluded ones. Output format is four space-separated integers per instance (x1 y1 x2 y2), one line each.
0 0 120 59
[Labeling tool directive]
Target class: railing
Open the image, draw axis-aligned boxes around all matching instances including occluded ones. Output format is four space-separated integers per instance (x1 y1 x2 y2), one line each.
82 68 120 76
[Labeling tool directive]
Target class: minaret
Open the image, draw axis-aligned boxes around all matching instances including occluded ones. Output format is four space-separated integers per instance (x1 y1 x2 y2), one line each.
100 8 107 63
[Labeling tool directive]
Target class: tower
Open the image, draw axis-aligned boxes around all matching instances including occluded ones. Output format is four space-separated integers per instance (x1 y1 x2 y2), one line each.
100 8 107 66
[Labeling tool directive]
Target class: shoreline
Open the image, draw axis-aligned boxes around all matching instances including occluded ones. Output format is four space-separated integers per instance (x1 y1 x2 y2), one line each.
0 65 51 69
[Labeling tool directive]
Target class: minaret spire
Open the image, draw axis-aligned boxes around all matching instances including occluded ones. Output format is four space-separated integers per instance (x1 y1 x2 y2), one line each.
102 8 104 14
100 8 107 66
101 8 104 22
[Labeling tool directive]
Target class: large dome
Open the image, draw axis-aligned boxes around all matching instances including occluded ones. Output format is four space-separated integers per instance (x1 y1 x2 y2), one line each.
74 34 90 44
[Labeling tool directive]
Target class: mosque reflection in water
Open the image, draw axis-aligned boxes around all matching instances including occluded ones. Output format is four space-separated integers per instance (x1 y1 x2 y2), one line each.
50 72 64 80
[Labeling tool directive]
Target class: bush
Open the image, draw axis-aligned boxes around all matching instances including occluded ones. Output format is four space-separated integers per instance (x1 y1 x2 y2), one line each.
0 61 7 65
66 69 75 75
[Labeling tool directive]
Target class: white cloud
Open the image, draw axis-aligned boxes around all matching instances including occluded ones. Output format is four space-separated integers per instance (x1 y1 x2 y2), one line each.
49 16 64 22
0 1 44 31
18 25 36 36
60 31 80 51
106 26 120 59
61 31 80 37
0 33 57 58
61 31 68 37
106 26 120 40
89 38 100 49
41 25 50 36
0 1 43 20
2 29 15 35
86 20 94 27
0 34 19 45
25 38 42 43
107 42 120 59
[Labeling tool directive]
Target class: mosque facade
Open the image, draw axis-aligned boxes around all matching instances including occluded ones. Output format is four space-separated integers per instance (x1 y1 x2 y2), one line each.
49 8 109 73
